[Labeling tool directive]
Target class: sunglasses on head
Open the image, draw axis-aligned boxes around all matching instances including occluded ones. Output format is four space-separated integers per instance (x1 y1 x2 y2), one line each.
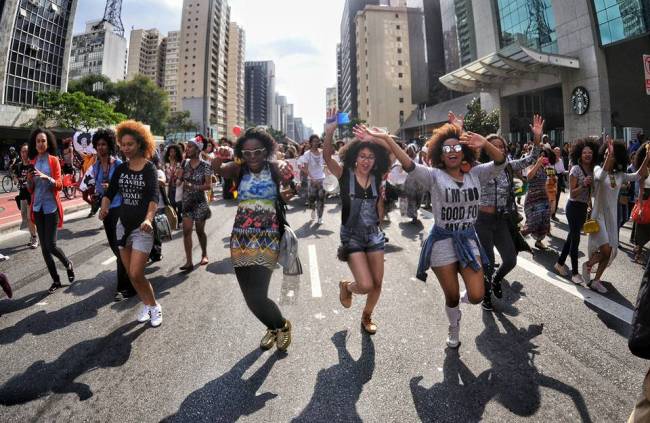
442 144 463 154
241 148 266 159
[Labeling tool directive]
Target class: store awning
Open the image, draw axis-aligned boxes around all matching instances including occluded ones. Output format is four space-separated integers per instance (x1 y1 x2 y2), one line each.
439 44 580 93
401 93 476 131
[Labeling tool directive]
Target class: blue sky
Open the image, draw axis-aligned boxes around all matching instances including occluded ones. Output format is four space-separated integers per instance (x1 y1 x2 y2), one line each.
73 0 345 132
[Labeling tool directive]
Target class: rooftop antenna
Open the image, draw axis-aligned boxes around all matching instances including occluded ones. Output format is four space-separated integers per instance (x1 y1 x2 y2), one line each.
94 0 125 37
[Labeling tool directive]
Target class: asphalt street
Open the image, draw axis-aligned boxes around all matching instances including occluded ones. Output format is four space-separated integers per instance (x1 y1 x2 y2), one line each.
0 187 648 422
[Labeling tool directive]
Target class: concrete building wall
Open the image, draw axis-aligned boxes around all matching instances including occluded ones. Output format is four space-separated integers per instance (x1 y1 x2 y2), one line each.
102 29 128 81
326 86 338 111
226 23 245 136
163 31 180 112
356 5 414 134
127 28 163 85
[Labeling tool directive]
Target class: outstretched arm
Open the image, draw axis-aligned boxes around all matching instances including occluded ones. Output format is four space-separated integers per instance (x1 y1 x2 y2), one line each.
323 108 343 179
352 124 413 171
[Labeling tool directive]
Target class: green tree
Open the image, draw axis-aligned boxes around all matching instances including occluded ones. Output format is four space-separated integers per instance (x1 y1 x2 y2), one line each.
113 74 170 135
67 74 115 103
267 127 286 143
166 110 197 136
28 91 126 131
463 97 500 135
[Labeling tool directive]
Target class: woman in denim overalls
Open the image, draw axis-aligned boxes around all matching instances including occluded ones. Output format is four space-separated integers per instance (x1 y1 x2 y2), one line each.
323 111 392 334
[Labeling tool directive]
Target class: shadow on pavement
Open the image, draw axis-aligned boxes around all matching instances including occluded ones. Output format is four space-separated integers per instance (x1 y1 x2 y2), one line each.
293 330 375 422
0 321 146 405
162 348 281 422
206 257 234 276
410 312 593 422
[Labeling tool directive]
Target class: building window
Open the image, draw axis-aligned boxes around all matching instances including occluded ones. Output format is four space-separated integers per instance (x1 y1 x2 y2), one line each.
397 48 402 54
399 98 404 103
396 24 400 30
397 36 401 41
592 0 648 45
496 0 558 53
398 60 402 66
398 73 403 78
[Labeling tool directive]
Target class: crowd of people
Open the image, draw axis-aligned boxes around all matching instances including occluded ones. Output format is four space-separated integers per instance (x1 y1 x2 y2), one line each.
1 114 649 419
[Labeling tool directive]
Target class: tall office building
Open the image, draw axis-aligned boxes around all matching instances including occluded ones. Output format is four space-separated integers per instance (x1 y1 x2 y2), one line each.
293 117 305 142
339 0 380 117
244 60 275 127
0 0 78 111
226 23 245 136
69 20 127 82
178 0 231 137
285 103 295 139
326 86 338 111
335 44 343 110
274 94 288 133
127 28 164 86
356 5 426 133
162 31 180 112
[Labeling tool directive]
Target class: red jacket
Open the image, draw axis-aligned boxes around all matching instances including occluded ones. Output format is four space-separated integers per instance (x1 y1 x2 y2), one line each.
28 154 64 228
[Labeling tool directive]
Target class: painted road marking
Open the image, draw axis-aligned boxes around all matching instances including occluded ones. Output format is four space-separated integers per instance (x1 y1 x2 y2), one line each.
308 244 322 298
0 209 90 243
101 256 117 266
500 252 633 324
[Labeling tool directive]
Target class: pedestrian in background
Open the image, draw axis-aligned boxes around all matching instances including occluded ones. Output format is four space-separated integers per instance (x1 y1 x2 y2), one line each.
634 144 650 263
179 138 212 271
555 138 598 284
164 144 184 229
99 120 162 327
91 129 135 302
212 128 293 351
521 147 555 250
16 143 38 249
552 146 567 221
298 135 327 225
27 128 74 294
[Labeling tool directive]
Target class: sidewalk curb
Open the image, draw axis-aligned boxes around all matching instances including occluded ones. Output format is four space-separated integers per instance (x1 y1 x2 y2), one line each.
0 202 90 235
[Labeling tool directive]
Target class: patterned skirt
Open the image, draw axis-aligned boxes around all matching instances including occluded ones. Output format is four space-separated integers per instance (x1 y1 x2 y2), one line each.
230 201 280 269
522 186 550 240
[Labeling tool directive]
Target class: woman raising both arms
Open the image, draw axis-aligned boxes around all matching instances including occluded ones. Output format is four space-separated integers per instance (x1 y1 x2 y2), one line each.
354 123 506 348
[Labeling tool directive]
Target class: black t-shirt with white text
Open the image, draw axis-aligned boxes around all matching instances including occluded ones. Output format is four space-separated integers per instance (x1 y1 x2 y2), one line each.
105 161 159 232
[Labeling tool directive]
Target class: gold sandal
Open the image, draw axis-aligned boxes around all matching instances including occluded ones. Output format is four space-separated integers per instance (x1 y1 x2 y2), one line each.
361 313 377 334
339 280 352 308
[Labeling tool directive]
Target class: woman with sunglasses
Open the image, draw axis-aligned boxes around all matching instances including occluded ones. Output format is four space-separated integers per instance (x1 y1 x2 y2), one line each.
179 138 213 271
322 111 392 334
475 115 543 311
212 128 294 352
357 121 505 348
581 138 649 292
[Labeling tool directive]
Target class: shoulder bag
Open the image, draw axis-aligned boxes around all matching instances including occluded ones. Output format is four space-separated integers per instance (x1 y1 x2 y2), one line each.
632 184 650 225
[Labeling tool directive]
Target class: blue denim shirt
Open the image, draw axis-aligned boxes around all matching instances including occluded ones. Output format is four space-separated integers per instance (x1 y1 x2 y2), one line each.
33 155 57 214
93 158 123 209
416 225 487 282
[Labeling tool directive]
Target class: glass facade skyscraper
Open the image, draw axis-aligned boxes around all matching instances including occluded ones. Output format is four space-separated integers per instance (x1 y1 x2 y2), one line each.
592 0 650 45
496 0 558 53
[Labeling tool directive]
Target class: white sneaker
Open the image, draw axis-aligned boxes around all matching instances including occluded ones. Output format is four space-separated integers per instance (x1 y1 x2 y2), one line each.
581 262 591 284
0 253 9 261
311 209 316 220
149 304 163 327
589 279 608 294
571 274 584 285
554 263 570 277
29 236 39 249
136 304 150 322
317 218 323 225
446 310 461 349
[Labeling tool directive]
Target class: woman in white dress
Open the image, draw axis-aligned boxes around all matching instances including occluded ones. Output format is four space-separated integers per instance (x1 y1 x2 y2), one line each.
582 138 650 292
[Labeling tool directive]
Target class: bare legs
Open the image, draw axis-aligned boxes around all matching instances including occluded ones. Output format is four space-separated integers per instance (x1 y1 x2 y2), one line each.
120 247 156 306
182 217 208 268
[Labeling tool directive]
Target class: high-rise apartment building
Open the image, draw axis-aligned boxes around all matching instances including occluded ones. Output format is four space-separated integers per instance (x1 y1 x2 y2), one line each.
356 5 426 134
244 61 275 128
285 103 295 139
162 31 180 112
0 0 78 110
335 44 343 111
226 23 245 135
339 0 380 117
274 94 288 133
178 0 230 137
293 117 305 142
326 86 338 111
127 28 164 86
69 20 127 82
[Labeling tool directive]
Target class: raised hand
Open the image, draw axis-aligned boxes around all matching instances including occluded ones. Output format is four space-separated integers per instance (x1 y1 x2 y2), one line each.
325 108 337 135
459 131 487 150
606 135 613 155
529 114 545 144
448 111 464 130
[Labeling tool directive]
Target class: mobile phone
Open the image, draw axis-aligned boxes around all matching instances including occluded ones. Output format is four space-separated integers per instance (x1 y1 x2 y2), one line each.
337 112 350 125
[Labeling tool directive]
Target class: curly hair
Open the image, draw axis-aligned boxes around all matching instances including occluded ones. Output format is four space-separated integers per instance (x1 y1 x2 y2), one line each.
426 123 475 168
28 128 58 159
115 120 156 159
164 144 184 163
234 127 276 161
599 140 628 172
635 142 650 170
92 128 117 155
541 146 557 165
570 137 600 168
338 139 391 176
479 134 507 163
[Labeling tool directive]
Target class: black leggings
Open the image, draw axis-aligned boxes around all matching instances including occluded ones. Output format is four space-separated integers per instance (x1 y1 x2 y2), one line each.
235 265 285 330
103 208 134 294
34 210 70 284
475 211 517 287
558 200 588 274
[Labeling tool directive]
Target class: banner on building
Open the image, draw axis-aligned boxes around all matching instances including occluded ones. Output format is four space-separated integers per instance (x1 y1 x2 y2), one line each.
644 54 650 95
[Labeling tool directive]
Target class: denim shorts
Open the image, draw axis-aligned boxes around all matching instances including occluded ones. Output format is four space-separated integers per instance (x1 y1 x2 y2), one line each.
340 225 385 255
116 221 154 253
